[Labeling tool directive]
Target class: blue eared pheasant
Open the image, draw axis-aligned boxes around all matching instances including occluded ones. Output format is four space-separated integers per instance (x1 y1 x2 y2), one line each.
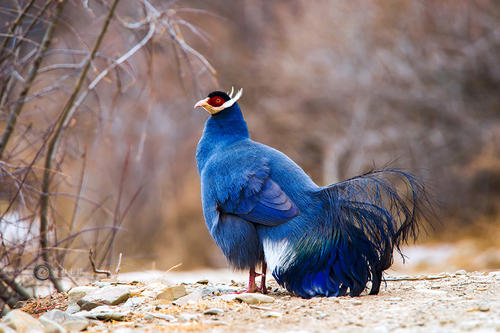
194 88 430 298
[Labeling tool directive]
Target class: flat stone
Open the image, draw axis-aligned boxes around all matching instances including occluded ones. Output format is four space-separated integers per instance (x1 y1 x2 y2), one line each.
76 306 129 321
455 270 467 275
38 317 65 333
146 312 175 321
178 313 200 322
478 303 490 312
196 279 209 285
67 286 99 304
63 320 90 332
2 310 45 332
386 297 402 302
156 285 187 301
39 309 89 331
173 289 203 306
0 323 16 333
235 293 275 304
203 308 224 315
261 311 282 318
352 300 362 305
123 296 148 308
316 313 328 319
65 303 80 314
78 286 130 310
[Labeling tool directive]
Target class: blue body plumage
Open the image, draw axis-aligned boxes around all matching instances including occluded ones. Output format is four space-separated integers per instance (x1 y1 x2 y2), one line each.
195 90 430 298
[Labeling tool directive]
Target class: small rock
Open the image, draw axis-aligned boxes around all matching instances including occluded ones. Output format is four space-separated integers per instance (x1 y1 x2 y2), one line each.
316 313 328 319
386 297 402 302
156 285 187 301
146 312 175 321
178 313 200 322
249 305 273 310
65 304 80 314
262 312 282 318
129 288 144 296
154 304 170 311
38 317 65 333
63 320 90 332
67 286 99 304
430 285 440 289
2 310 45 332
203 285 240 294
236 293 275 304
203 308 224 315
478 303 489 312
173 289 203 306
39 309 89 332
196 279 209 285
76 305 129 321
140 304 154 312
455 269 467 275
352 300 362 305
0 323 16 333
123 297 147 308
78 286 130 310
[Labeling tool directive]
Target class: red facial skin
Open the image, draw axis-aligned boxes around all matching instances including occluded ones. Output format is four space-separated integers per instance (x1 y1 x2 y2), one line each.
208 96 226 107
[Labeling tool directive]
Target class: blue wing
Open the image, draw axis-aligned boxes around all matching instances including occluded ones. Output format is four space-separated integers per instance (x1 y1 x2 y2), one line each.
203 150 299 226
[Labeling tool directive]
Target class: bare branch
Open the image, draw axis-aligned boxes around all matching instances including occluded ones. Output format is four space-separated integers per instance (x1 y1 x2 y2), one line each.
89 248 111 277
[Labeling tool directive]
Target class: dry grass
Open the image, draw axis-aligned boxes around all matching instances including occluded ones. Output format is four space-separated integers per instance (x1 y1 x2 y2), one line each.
18 293 67 317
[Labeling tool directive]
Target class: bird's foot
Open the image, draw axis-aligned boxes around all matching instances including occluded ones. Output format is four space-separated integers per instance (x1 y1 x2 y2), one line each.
234 287 258 294
233 267 264 294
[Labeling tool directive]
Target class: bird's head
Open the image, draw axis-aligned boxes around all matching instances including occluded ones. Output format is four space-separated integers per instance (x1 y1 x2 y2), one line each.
193 87 243 115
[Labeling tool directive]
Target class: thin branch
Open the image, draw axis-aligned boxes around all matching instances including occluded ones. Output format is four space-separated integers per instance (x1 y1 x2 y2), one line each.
114 253 122 275
39 0 121 293
0 0 37 56
89 248 111 277
0 271 30 300
65 19 156 126
0 0 67 158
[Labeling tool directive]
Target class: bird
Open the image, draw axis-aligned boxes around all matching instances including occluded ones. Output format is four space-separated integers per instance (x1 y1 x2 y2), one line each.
194 88 431 298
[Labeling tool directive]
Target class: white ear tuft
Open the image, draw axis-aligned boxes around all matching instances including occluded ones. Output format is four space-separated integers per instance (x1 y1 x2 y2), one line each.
228 86 234 98
232 88 243 103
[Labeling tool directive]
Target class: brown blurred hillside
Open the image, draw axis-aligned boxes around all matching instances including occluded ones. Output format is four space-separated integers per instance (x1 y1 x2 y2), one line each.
0 0 499 281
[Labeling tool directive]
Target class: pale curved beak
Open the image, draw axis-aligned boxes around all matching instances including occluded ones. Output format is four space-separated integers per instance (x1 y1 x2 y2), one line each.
194 97 209 109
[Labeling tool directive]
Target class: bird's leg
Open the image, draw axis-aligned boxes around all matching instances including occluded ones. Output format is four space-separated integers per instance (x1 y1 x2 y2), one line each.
235 267 258 293
259 261 267 294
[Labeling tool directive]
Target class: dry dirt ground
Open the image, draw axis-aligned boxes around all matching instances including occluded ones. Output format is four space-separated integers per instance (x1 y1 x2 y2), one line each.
21 269 500 333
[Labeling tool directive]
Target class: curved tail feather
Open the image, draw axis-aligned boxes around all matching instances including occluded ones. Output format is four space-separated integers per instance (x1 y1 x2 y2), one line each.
273 169 432 298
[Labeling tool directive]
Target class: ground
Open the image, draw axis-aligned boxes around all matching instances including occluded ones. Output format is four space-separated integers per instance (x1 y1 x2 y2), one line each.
17 269 500 332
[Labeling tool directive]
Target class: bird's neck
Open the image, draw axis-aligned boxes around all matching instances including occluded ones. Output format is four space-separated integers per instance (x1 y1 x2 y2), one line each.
196 104 249 172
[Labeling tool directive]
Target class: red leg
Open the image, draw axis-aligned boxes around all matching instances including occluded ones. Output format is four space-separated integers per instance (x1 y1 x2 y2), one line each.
235 267 258 293
259 261 267 294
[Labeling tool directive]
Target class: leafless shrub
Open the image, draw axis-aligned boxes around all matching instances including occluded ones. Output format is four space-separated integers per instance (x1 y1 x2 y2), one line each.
0 0 215 311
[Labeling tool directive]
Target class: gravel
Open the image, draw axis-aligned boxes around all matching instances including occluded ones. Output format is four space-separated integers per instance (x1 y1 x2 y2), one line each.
9 269 500 332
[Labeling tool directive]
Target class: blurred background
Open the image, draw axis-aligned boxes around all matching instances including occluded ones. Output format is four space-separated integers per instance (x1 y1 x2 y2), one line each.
0 0 499 303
